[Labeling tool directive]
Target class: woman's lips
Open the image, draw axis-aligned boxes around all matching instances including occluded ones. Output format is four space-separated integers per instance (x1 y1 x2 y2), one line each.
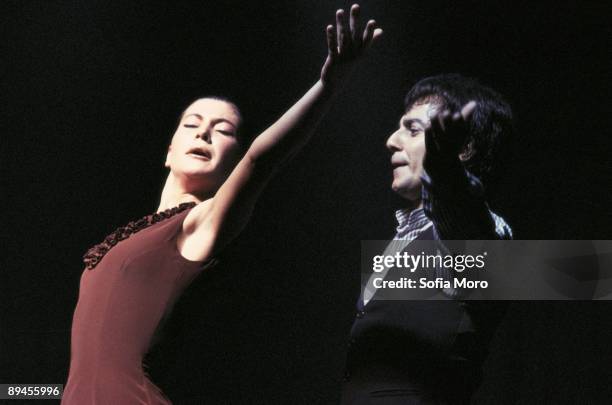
187 152 211 161
186 146 212 160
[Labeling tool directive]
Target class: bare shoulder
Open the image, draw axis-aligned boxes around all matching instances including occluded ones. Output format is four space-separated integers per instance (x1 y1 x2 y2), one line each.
177 198 216 262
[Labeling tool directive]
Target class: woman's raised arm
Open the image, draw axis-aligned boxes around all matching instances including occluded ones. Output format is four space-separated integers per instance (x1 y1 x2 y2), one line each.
184 5 382 260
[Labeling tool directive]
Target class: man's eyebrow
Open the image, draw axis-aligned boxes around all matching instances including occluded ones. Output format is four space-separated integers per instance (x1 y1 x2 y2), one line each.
182 114 237 128
401 117 426 127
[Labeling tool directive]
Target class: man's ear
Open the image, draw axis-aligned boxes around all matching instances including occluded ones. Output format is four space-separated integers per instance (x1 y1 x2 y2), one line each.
459 139 475 162
164 144 172 168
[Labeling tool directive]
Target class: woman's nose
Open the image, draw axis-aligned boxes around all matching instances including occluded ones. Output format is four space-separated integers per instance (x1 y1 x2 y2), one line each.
197 128 212 143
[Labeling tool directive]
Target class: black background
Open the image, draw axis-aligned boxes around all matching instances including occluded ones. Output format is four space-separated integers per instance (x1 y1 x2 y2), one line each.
3 1 612 403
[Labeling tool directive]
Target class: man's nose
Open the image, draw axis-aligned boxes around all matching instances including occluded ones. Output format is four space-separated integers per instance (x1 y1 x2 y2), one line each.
386 130 401 152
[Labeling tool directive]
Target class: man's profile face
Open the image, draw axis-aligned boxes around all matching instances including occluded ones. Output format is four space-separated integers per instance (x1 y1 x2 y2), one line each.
386 101 439 201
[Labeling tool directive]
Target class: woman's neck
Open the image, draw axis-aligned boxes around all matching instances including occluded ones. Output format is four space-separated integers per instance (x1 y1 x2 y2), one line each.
157 172 214 212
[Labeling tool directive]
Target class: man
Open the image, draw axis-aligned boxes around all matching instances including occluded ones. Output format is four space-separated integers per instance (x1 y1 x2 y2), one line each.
342 74 513 404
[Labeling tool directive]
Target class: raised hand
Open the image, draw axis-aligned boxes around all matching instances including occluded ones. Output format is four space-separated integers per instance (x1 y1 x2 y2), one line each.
320 4 383 88
424 101 477 172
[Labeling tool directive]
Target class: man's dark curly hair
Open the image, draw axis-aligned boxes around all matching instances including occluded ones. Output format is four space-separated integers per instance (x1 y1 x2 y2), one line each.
404 74 513 187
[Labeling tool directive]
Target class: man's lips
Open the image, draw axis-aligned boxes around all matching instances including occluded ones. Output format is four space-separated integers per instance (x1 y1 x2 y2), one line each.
391 154 408 168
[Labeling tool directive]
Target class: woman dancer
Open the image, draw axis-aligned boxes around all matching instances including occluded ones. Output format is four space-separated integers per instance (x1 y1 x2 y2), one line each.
62 5 382 404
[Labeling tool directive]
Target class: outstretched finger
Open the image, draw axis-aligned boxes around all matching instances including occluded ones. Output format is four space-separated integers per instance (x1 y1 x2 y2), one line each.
449 111 463 133
461 101 477 120
439 110 451 133
362 19 376 46
456 100 477 145
336 9 348 55
426 112 444 152
326 25 338 59
349 4 362 48
455 101 476 138
425 123 440 155
447 111 466 150
363 20 383 48
371 28 383 45
441 109 468 152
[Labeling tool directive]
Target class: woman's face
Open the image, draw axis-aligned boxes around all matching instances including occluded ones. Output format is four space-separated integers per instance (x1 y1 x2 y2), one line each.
165 98 242 192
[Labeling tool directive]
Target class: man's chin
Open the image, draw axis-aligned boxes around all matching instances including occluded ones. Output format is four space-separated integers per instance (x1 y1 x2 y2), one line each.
391 181 421 203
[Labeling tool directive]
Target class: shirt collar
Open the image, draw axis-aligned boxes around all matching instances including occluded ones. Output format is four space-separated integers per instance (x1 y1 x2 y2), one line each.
395 207 428 235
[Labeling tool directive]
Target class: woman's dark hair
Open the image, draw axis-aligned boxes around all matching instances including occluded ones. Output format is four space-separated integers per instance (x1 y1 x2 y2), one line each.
177 96 250 150
404 74 513 187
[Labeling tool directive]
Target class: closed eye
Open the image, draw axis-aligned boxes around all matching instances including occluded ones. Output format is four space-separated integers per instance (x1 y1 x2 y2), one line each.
401 117 425 134
217 129 235 136
409 127 422 136
183 124 198 128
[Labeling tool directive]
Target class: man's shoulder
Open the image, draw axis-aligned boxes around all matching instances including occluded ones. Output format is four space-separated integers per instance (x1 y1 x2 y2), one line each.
490 211 513 239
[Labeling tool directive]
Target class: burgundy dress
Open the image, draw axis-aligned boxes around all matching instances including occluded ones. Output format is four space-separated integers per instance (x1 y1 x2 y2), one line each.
63 204 215 405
